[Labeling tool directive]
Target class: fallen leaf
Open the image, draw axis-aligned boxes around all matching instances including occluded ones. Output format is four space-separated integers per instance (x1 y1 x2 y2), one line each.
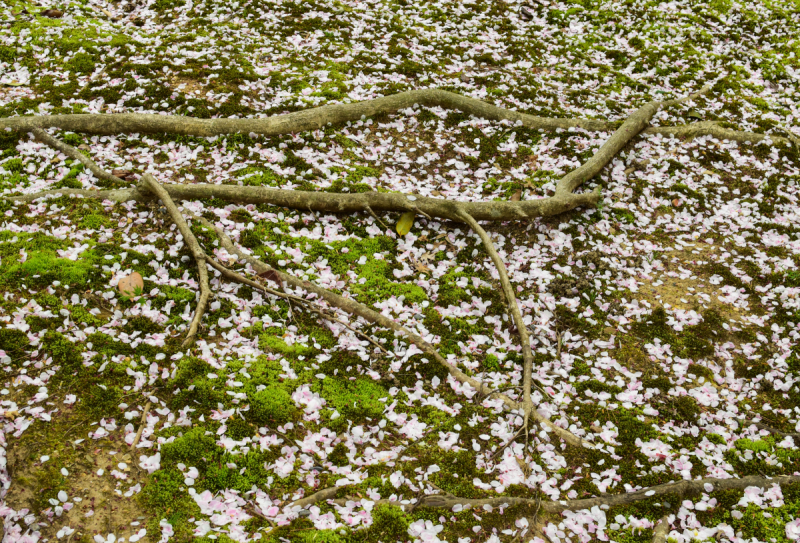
258 269 283 287
519 5 534 20
112 169 136 180
3 80 26 87
117 271 144 297
41 9 64 17
396 211 415 236
672 199 681 207
686 110 702 120
510 190 521 201
414 261 431 274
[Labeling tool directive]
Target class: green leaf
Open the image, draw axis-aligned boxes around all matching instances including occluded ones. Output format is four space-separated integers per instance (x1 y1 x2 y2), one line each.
396 211 415 236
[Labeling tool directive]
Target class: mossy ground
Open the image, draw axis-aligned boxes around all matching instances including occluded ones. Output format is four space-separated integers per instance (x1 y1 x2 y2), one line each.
2 0 800 541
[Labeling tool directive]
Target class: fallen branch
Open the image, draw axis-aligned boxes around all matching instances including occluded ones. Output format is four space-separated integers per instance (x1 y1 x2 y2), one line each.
644 120 793 146
30 127 125 185
457 209 535 443
129 401 152 450
314 473 800 515
741 418 800 440
202 246 391 357
139 174 211 348
8 182 600 221
5 89 788 148
651 516 671 543
0 89 615 136
289 486 346 510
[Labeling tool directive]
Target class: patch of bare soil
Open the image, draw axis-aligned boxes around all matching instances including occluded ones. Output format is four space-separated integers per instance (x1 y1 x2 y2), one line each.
5 407 149 543
637 241 746 324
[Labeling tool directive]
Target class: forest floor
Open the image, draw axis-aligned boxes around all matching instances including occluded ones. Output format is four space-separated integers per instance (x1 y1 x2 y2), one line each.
1 0 800 542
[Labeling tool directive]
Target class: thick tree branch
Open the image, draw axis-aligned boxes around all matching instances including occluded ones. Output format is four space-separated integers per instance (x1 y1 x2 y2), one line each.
644 121 793 146
7 89 788 148
313 473 800 516
555 85 710 196
8 183 599 221
1 89 613 136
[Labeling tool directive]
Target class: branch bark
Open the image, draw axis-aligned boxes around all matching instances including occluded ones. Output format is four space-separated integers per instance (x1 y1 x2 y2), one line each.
312 473 800 515
456 209 535 443
7 89 788 147
651 516 671 543
31 127 125 185
139 174 211 348
8 183 600 221
2 89 614 136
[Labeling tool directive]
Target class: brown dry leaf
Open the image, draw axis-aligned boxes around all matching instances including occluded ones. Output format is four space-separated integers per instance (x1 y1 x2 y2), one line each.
672 199 681 207
117 271 144 296
112 169 136 180
41 9 64 17
258 269 283 287
510 190 522 202
412 257 431 274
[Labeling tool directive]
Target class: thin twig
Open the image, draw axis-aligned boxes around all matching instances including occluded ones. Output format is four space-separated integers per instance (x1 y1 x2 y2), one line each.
489 425 526 461
31 127 125 185
200 224 391 357
365 204 390 231
129 401 152 450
